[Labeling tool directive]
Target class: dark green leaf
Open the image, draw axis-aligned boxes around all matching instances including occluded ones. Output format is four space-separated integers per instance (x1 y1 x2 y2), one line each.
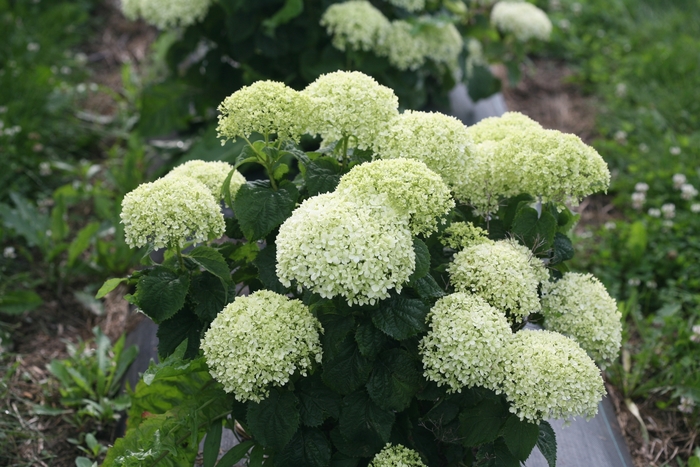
338 391 394 455
423 400 460 426
408 238 430 283
233 180 299 241
137 81 192 137
247 389 300 451
354 321 387 359
556 208 579 234
318 313 356 360
190 272 231 322
372 295 429 340
0 290 43 315
410 274 447 300
157 307 203 360
204 420 223 467
536 420 557 467
511 207 557 253
296 376 342 427
225 216 244 239
500 415 539 461
277 427 331 467
329 452 359 467
467 64 501 102
366 349 421 411
499 194 534 230
322 335 372 395
459 398 509 447
67 221 100 266
248 444 264 467
185 246 232 285
95 278 126 299
135 267 190 323
253 244 288 294
551 232 574 265
216 440 254 467
303 156 344 196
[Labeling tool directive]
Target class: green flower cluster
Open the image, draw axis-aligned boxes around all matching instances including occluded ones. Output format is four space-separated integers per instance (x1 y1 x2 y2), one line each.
420 293 512 392
167 160 246 200
335 159 454 236
370 444 427 467
439 221 489 250
501 330 605 423
120 175 225 249
384 0 425 12
121 0 212 29
541 273 622 363
201 290 323 402
490 1 552 42
320 1 390 52
447 240 543 321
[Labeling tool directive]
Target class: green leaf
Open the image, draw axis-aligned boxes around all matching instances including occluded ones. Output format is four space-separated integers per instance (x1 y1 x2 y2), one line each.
248 445 264 467
410 274 447 300
318 313 356 360
556 208 579 234
499 194 535 231
233 180 299 241
216 440 254 467
688 456 700 467
253 244 288 294
204 420 223 467
366 349 421 411
459 398 509 447
67 221 100 267
157 306 203 360
354 321 387 359
511 207 557 253
277 427 331 467
134 267 190 323
75 456 95 467
500 415 539 461
50 194 69 242
303 156 344 196
0 193 50 249
467 64 501 102
185 246 232 285
536 420 557 467
338 391 394 456
329 452 359 467
296 376 342 427
551 232 574 265
95 278 126 299
423 400 460 426
625 221 647 263
0 290 43 315
136 81 192 137
190 272 232 322
371 295 429 340
247 389 300 451
322 335 372 395
408 238 430 283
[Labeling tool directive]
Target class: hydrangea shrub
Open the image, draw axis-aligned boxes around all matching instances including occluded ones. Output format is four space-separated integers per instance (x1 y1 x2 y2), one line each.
102 72 620 467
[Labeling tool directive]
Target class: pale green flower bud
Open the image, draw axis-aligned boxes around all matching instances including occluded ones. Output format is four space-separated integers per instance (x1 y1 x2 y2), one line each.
321 1 390 52
167 160 246 200
336 159 454 236
370 444 427 467
502 329 605 423
120 176 225 249
121 0 213 29
420 293 512 393
541 273 622 364
201 290 323 403
491 1 552 42
217 81 311 143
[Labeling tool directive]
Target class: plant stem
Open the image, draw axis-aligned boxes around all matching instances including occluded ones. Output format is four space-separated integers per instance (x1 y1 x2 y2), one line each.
175 243 184 270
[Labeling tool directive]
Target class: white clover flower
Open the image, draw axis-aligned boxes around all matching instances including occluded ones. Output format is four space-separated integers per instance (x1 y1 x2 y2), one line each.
634 182 649 192
420 293 512 393
276 193 415 306
627 278 640 287
648 208 661 218
614 130 627 144
380 20 427 71
121 0 213 29
615 83 627 98
604 221 616 230
491 1 552 42
501 329 605 423
663 220 674 228
690 325 700 343
678 396 695 414
631 191 645 210
370 444 427 467
304 71 399 150
218 81 311 143
167 160 246 200
39 162 51 176
638 143 649 153
670 146 681 155
201 290 323 403
335 159 454 236
673 173 687 189
448 240 542 321
541 273 621 363
440 222 489 250
375 110 474 190
681 184 698 200
691 203 700 213
661 203 676 219
3 246 16 259
645 280 657 289
321 1 390 52
383 0 425 12
120 176 225 249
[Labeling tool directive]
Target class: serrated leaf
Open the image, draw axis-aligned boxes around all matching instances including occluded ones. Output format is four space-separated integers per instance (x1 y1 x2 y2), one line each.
366 349 421 411
408 238 430 283
303 156 344 196
499 194 534 231
156 306 203 360
190 272 231 322
67 221 100 266
329 452 359 467
536 420 557 467
338 391 394 455
511 207 557 253
296 376 341 427
355 321 387 359
185 246 232 285
247 389 300 451
500 415 539 461
253 244 288 294
459 398 509 447
135 267 190 323
277 427 331 467
423 400 460 425
233 180 299 241
322 335 372 395
371 295 429 340
318 313 356 360
95 278 126 299
551 232 574 265
410 274 447 300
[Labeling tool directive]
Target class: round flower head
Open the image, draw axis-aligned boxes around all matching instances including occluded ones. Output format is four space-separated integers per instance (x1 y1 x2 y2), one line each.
541 273 621 363
321 1 390 52
491 1 552 42
503 238 549 284
336 159 454 236
120 176 225 249
276 193 415 305
420 293 512 393
122 0 213 29
440 222 489 250
465 112 542 144
167 160 246 200
448 240 541 321
419 19 463 71
370 444 427 467
501 329 605 423
380 20 427 71
201 290 323 403
375 110 475 189
383 0 425 12
217 81 311 143
303 71 399 150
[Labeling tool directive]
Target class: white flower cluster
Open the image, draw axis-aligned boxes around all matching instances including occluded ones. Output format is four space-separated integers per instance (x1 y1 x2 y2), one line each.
121 0 213 29
120 175 225 249
491 1 552 42
201 290 323 402
320 1 390 52
383 0 425 12
447 240 543 321
335 159 454 236
631 182 648 210
501 330 605 423
440 222 489 250
370 444 427 467
420 293 512 392
167 160 246 200
671 173 698 200
541 273 622 363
